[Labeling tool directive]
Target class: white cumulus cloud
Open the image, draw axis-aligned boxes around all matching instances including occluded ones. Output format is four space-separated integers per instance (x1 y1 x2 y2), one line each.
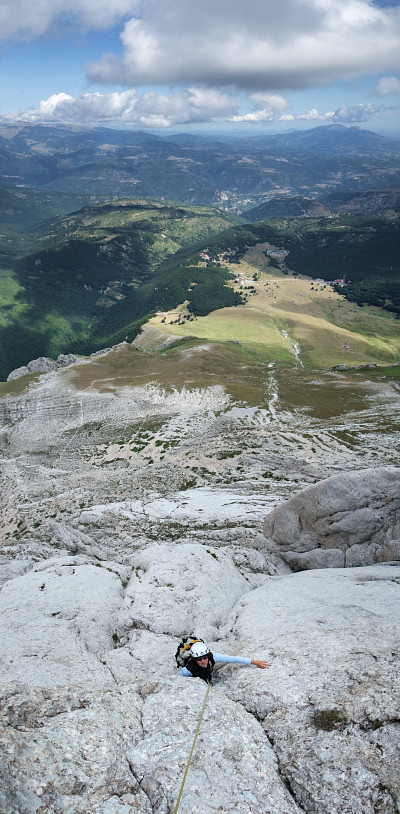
7 91 397 129
296 108 334 120
248 93 291 112
232 101 397 126
6 87 238 127
0 0 137 41
331 103 390 122
33 90 140 121
86 0 400 91
231 110 276 124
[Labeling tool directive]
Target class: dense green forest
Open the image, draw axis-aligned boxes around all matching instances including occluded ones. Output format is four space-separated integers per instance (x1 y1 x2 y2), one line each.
0 199 241 379
335 277 400 314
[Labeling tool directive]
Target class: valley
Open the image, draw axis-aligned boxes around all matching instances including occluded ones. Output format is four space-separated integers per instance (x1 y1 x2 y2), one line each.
1 122 399 380
1 201 399 379
1 122 400 207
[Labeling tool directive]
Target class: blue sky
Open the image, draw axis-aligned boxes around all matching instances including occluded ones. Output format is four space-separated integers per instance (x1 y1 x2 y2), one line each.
1 0 400 135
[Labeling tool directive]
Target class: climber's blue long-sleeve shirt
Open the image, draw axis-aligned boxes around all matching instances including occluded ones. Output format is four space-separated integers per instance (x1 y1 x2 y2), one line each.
181 652 251 677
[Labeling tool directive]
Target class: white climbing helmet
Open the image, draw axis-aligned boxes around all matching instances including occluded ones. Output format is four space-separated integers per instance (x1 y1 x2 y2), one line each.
190 641 209 659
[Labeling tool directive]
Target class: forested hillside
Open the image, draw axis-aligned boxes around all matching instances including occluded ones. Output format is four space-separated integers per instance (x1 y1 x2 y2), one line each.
1 197 399 379
241 213 400 315
0 199 238 379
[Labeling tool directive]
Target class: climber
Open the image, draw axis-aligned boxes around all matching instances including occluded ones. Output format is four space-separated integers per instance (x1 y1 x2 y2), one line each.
181 640 269 682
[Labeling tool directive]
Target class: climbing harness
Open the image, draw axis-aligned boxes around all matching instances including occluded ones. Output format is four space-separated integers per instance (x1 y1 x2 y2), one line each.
173 680 211 813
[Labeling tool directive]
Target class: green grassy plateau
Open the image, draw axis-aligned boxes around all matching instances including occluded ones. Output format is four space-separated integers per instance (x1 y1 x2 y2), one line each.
148 241 400 369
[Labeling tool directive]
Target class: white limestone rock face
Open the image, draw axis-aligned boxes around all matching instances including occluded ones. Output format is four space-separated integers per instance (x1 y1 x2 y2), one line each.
226 565 400 814
0 556 126 687
263 466 400 569
127 680 302 814
0 685 152 814
6 355 78 381
0 550 399 812
117 542 250 644
6 357 57 380
0 556 32 588
6 364 30 380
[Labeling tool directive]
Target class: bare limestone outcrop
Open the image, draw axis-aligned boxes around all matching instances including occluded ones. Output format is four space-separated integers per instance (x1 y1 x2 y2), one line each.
263 466 400 570
117 542 250 643
226 565 400 814
0 552 399 814
1 345 400 812
7 354 79 381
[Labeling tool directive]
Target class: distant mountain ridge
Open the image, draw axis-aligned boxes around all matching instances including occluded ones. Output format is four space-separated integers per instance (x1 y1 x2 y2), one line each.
243 189 400 221
1 123 399 208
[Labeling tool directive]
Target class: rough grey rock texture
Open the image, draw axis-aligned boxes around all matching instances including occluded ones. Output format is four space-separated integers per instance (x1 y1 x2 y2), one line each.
6 364 31 380
1 346 400 812
228 565 400 814
0 685 152 814
0 556 126 687
263 466 400 570
127 681 301 814
8 357 56 379
7 354 79 380
0 548 399 814
117 542 250 642
56 354 79 367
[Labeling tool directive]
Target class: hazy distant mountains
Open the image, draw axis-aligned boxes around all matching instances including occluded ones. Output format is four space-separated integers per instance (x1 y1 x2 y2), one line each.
1 122 399 209
244 189 400 221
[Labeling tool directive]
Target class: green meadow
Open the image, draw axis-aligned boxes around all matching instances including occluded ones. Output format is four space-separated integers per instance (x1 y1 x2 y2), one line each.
149 248 400 369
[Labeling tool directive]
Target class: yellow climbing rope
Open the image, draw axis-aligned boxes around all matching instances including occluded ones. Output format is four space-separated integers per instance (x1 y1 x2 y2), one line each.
174 681 211 813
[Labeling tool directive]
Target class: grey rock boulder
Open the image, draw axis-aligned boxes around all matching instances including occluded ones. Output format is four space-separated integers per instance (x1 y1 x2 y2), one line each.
7 357 55 380
6 364 30 381
27 357 56 373
56 353 79 367
263 466 400 569
6 354 78 381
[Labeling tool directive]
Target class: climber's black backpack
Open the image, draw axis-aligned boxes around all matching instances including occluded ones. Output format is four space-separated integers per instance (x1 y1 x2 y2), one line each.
175 635 204 668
